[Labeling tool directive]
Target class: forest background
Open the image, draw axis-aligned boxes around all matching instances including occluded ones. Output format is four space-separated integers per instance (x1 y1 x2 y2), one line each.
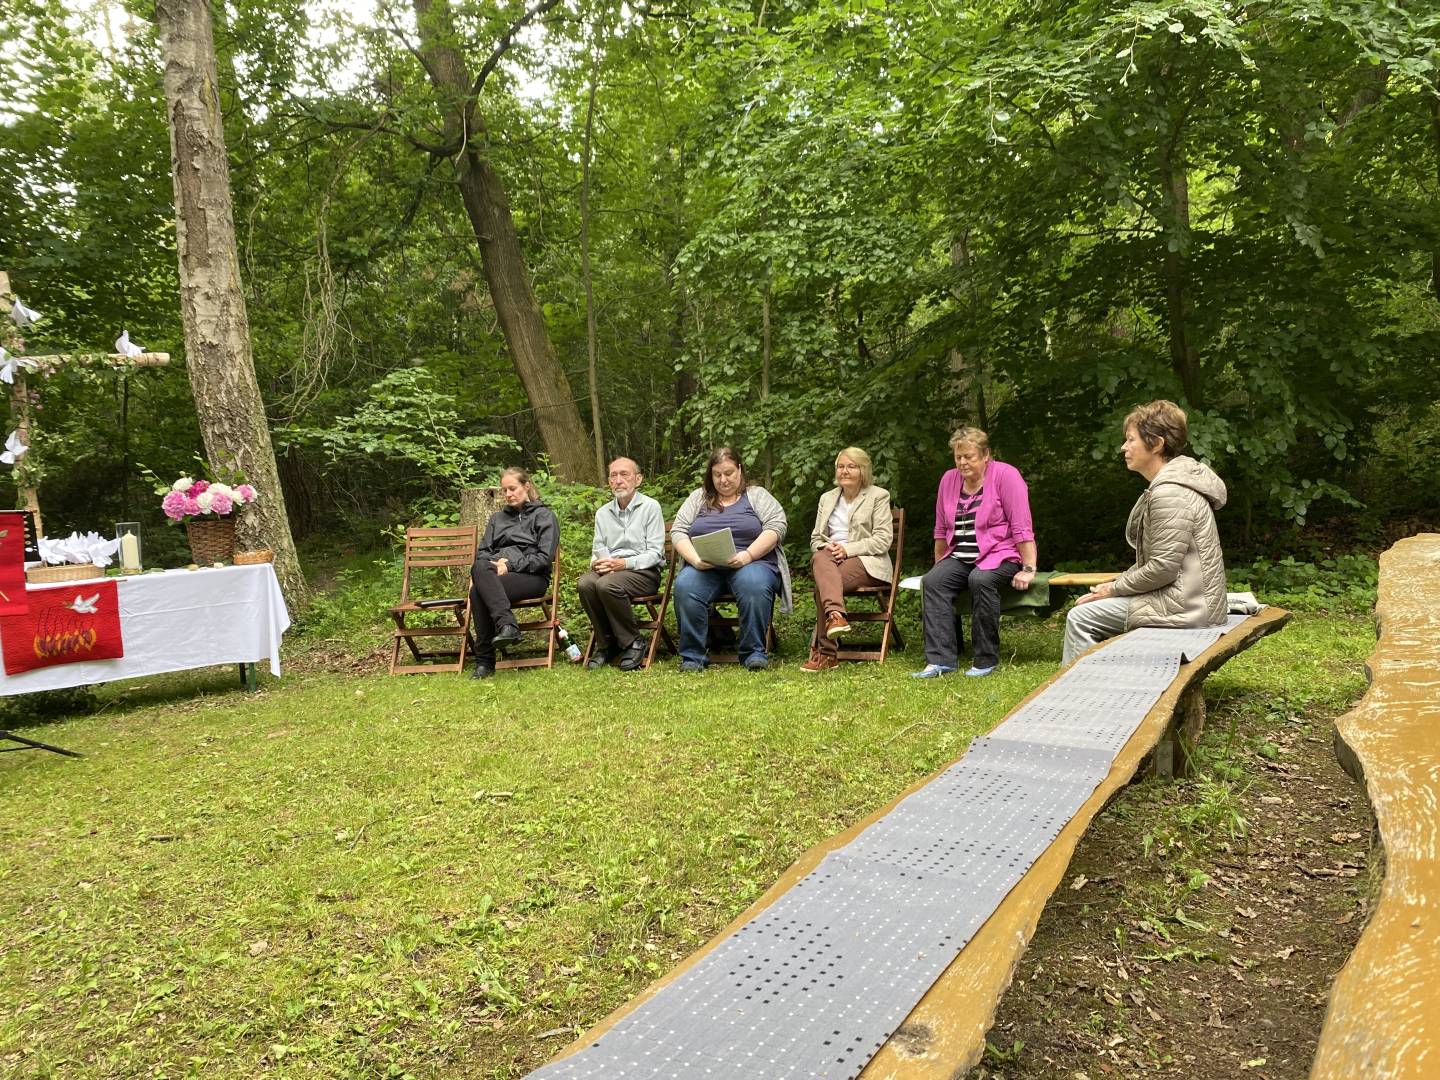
1 0 1437 574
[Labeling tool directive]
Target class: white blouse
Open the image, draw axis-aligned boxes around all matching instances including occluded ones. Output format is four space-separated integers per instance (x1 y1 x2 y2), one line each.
826 495 852 543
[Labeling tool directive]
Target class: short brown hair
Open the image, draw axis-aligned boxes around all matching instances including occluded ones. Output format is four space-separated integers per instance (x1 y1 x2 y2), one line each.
1124 400 1188 459
948 426 991 456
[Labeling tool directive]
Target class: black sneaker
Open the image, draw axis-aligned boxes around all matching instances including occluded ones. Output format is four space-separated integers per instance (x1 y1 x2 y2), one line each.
618 637 648 671
493 623 522 646
470 661 495 680
586 650 612 671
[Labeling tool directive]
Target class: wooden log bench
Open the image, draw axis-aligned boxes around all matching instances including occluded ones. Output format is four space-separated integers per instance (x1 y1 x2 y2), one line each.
532 607 1290 1079
1312 533 1440 1079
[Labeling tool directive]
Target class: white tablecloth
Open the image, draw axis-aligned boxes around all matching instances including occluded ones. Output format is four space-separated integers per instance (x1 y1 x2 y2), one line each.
0 563 290 696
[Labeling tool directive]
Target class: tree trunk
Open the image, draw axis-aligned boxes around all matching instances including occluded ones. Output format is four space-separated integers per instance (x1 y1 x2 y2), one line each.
580 40 605 480
155 0 307 609
1431 75 1440 304
760 284 772 485
1160 147 1201 406
947 233 988 429
412 0 593 484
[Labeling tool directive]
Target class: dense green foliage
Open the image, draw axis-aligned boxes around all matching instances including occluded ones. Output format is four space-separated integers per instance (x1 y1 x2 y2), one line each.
1 0 1436 559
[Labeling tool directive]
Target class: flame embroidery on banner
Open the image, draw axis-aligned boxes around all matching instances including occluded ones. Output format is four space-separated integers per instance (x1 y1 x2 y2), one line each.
33 600 102 660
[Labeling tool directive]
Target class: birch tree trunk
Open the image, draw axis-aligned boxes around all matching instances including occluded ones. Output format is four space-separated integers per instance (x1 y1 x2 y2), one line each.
155 0 307 608
412 0 594 483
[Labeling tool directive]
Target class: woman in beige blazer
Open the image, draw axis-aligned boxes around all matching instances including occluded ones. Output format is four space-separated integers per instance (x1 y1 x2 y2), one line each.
801 447 894 672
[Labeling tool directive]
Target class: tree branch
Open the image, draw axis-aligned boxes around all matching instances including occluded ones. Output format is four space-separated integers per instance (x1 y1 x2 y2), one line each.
470 0 564 99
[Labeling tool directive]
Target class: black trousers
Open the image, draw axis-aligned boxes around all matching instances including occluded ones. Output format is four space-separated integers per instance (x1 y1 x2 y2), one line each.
920 558 1019 668
470 562 548 664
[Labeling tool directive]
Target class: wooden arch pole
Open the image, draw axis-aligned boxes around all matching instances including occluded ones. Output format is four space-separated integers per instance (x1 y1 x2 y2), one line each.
0 270 170 538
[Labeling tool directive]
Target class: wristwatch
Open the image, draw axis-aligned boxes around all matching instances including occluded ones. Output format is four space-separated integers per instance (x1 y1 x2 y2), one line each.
1021 564 1037 573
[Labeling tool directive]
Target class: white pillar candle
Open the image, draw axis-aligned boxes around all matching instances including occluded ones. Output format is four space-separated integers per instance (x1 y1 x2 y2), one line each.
120 531 140 571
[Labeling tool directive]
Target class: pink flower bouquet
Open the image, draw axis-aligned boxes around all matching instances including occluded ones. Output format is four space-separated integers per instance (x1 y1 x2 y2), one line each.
161 475 259 523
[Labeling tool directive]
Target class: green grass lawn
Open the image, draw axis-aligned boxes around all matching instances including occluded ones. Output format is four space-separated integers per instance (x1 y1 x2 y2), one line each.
0 609 1369 1079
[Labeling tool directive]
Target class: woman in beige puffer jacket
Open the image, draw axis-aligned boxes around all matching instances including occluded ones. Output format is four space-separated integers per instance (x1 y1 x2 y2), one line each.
1063 401 1227 665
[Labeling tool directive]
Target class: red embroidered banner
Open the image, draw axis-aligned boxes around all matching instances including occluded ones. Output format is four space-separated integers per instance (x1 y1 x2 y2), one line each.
1 580 124 675
0 511 29 617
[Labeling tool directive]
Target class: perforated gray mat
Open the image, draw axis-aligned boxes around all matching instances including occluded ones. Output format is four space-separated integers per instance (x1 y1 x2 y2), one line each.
527 616 1248 1080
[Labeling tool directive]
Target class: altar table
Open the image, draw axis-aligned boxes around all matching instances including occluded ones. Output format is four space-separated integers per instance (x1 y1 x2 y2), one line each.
0 563 290 697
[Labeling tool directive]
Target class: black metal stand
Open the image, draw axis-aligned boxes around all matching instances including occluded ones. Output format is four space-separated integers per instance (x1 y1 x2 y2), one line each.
0 730 82 757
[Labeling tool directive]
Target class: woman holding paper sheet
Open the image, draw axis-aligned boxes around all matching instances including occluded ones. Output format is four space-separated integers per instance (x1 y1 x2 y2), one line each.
670 447 792 671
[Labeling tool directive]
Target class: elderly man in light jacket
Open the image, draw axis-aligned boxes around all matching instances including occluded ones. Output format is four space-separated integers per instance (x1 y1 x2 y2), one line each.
1064 400 1227 665
579 457 666 671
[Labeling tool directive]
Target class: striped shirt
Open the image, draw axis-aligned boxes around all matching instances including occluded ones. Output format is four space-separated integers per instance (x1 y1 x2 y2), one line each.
949 486 983 562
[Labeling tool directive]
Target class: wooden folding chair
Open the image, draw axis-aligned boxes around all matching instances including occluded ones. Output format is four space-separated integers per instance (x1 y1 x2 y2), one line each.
493 551 563 671
833 507 907 663
389 526 478 675
580 527 678 670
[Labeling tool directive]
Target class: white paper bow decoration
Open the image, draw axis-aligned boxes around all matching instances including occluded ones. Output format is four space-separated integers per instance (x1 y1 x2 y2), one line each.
9 298 40 328
0 430 27 465
37 531 120 567
115 330 143 357
0 347 38 385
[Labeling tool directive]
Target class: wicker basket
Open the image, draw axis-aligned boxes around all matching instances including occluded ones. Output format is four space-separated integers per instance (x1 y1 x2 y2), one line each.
187 517 237 564
27 563 106 584
234 548 274 565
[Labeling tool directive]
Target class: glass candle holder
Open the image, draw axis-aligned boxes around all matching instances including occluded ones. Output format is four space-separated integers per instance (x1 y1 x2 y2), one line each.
115 522 143 572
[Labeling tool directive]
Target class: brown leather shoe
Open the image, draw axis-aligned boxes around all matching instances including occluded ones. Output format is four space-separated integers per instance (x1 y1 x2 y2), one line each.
824 611 852 640
800 650 839 673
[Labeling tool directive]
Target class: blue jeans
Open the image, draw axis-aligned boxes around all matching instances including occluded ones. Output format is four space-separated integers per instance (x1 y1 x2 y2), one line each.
673 561 779 666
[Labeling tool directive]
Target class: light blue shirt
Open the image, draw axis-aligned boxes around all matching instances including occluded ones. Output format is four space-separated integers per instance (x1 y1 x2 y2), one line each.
592 490 664 571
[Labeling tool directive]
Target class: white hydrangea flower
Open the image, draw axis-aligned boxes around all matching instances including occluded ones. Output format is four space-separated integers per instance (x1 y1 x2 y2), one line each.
195 490 216 512
209 483 235 500
172 476 195 492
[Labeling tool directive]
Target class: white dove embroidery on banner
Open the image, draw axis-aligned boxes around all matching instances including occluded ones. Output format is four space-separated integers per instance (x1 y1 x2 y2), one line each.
67 594 101 615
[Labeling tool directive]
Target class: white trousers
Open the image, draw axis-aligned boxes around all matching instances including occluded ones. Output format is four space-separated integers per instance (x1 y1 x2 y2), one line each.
1062 596 1132 666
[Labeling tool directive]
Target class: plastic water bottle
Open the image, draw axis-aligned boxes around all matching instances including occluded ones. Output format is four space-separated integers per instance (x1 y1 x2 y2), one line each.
557 626 582 663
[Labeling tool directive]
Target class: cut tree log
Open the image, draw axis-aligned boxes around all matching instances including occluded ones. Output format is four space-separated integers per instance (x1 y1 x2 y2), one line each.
1312 533 1440 1079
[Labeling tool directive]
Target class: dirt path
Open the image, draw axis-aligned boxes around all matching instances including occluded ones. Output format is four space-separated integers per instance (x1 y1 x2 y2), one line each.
975 688 1373 1078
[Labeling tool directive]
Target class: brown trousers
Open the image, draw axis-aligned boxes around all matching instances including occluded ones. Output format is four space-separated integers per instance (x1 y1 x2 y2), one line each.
810 551 883 656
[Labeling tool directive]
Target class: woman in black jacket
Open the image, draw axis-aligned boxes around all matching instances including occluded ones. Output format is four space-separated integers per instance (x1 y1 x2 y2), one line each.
470 467 559 678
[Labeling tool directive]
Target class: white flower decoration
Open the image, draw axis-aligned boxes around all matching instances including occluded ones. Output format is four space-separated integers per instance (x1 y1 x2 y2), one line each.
9 298 40 328
0 430 27 465
0 347 37 385
195 491 216 512
172 477 194 492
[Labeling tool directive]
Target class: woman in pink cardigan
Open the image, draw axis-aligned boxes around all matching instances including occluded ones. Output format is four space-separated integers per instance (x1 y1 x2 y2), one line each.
913 427 1038 678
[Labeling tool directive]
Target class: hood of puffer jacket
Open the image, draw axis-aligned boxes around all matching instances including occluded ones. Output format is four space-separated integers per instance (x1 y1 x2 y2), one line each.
1149 456 1227 511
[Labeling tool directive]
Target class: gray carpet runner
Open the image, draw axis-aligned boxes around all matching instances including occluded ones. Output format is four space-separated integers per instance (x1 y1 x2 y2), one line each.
528 616 1247 1079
